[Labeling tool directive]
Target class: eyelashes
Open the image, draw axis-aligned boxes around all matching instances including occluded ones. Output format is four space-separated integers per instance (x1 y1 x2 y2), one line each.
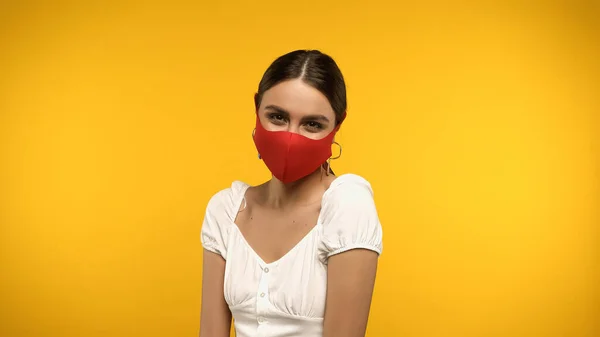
305 121 324 131
267 113 286 124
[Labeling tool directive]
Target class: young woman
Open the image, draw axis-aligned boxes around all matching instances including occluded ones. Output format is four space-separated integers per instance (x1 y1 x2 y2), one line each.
200 50 383 337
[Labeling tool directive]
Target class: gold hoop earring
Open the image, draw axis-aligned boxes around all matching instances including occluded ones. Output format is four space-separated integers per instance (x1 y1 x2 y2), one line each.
325 142 342 176
331 141 342 160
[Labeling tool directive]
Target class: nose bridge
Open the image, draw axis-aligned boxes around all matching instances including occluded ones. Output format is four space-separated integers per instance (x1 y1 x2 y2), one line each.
288 119 301 134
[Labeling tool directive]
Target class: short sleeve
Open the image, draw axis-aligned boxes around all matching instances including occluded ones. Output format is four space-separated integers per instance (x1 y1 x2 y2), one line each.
200 188 234 260
318 175 383 263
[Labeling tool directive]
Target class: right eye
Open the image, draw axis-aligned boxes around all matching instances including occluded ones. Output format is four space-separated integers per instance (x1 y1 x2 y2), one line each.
268 113 287 125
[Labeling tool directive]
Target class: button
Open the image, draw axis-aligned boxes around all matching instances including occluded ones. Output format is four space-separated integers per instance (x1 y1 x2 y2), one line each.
264 267 269 273
260 292 265 298
258 316 265 323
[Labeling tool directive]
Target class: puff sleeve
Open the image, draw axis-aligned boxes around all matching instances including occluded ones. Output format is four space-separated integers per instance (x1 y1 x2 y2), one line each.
200 189 232 260
318 175 383 263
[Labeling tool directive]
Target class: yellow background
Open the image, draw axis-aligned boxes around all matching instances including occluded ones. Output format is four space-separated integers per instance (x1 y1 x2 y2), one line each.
1 1 598 336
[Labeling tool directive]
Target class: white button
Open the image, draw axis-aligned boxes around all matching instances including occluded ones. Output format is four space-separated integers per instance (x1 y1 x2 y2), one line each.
258 316 265 323
264 267 269 273
260 292 265 297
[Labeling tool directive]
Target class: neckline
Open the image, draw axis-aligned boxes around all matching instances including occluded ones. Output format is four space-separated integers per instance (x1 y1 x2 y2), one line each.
229 174 356 267
231 215 322 268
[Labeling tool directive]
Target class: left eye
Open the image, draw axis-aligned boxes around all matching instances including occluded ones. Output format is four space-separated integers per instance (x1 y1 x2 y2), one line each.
305 121 323 131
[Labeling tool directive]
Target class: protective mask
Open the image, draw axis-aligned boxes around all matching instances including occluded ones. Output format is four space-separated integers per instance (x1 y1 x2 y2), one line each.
253 115 341 183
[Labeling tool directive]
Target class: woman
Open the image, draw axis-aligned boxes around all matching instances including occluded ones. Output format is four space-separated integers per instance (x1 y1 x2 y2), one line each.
200 50 383 337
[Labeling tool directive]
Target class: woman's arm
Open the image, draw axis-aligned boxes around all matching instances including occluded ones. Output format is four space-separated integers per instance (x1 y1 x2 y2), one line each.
199 249 231 337
323 249 379 337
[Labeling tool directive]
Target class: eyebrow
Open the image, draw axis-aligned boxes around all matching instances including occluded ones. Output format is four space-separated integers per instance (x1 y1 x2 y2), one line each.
264 105 289 115
264 104 331 123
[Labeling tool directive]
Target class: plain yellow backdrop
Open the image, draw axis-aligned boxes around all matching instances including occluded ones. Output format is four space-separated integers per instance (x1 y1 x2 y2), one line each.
1 1 598 337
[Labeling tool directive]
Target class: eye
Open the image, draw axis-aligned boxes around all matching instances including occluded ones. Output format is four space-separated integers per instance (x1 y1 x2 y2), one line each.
304 121 324 132
267 113 287 125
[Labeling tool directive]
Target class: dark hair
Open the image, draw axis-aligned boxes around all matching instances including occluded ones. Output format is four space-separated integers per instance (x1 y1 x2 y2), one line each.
254 50 347 125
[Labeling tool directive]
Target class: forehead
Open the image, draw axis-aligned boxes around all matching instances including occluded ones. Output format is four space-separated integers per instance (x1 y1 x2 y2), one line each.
260 79 335 118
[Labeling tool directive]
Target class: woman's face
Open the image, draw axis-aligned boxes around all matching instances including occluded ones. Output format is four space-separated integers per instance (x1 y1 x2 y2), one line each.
257 79 337 140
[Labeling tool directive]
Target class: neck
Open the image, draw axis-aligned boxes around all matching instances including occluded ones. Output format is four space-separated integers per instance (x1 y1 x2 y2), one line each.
265 168 330 209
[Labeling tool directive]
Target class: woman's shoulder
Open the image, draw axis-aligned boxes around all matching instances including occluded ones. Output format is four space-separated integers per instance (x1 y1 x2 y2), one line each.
205 180 250 216
324 173 375 198
318 173 383 258
201 181 250 255
321 173 377 213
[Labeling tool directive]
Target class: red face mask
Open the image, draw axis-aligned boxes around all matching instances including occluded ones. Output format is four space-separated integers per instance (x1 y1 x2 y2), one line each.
253 115 342 183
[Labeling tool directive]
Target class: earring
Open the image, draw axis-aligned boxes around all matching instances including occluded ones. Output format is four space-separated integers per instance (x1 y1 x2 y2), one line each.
331 141 342 160
325 142 342 176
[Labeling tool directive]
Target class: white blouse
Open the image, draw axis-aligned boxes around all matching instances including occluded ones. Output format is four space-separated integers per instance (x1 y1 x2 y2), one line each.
201 174 383 337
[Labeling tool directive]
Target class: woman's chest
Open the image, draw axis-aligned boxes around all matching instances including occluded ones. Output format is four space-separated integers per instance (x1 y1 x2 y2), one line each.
223 228 328 319
234 202 321 265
